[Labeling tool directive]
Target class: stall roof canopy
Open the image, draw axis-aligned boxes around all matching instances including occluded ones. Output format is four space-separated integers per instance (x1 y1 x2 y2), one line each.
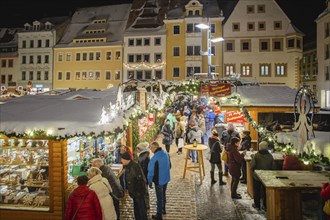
217 86 303 107
0 88 130 137
237 86 297 107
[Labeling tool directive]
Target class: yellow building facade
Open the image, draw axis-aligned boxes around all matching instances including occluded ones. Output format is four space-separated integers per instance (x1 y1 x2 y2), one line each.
165 0 224 80
53 46 123 89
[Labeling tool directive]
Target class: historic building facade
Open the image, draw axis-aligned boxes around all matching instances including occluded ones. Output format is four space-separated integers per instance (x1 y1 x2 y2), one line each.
53 4 131 89
223 0 303 88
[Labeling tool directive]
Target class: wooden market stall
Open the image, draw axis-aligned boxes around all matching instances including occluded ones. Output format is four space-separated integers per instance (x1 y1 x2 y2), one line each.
217 86 320 149
0 87 135 220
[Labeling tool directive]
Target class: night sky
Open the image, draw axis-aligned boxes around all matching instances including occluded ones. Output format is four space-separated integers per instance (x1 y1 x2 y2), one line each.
0 0 326 43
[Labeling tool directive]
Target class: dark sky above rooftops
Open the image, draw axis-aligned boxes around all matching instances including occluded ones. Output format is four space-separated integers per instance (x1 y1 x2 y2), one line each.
0 0 326 43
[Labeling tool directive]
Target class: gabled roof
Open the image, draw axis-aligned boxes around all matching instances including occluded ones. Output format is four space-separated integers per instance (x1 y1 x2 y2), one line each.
125 0 168 34
166 0 222 19
56 4 131 47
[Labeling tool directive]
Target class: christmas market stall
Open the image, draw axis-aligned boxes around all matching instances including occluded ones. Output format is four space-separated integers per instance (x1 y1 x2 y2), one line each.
0 87 137 220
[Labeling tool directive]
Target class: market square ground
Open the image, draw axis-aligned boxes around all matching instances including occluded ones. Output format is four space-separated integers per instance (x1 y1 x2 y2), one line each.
119 135 266 220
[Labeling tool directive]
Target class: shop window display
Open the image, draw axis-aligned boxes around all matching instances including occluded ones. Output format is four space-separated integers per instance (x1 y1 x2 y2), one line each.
0 138 49 211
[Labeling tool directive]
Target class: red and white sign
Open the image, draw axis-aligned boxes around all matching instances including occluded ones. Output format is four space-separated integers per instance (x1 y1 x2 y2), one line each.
225 111 246 123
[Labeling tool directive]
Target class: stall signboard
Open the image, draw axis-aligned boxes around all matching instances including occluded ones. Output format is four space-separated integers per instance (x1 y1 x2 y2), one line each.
200 84 209 95
226 111 246 123
209 83 231 97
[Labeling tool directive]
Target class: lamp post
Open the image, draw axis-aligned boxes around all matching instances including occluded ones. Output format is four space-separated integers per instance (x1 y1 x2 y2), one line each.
196 22 224 80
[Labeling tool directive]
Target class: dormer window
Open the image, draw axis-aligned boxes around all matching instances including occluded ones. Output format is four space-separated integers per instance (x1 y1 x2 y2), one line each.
25 26 29 31
188 10 193 16
195 10 200 16
33 24 40 31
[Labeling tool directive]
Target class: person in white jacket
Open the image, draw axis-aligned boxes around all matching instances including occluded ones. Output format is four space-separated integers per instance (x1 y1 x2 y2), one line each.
87 167 117 220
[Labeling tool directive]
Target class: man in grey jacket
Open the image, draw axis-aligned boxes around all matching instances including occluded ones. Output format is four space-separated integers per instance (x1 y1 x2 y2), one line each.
92 158 124 220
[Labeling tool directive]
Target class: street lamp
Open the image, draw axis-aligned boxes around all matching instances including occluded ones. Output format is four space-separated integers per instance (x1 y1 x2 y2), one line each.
196 22 224 80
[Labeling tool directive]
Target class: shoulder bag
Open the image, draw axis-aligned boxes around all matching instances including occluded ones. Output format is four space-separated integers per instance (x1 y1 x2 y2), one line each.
72 191 90 220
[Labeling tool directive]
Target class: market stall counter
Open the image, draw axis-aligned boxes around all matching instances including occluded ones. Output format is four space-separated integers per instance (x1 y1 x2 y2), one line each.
255 170 329 220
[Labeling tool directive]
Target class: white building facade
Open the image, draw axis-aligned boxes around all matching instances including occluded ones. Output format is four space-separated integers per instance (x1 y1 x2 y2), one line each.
17 18 68 91
123 0 167 82
223 0 303 88
316 0 330 109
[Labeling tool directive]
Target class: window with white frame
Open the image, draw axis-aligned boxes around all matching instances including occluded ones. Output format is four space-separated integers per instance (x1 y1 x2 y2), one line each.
115 71 120 80
37 71 41 80
275 64 287 76
241 64 252 76
75 72 80 80
66 53 71 61
58 53 63 62
22 71 26 80
224 64 235 76
260 64 271 76
57 72 62 80
155 70 162 79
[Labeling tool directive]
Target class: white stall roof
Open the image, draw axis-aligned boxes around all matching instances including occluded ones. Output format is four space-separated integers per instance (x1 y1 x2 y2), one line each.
0 88 130 137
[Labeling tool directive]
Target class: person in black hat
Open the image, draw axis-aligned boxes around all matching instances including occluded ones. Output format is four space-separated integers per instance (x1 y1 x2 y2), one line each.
121 152 148 220
239 130 251 184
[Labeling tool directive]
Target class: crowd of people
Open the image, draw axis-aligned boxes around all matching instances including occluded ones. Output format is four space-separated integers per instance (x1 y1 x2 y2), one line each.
65 98 280 219
65 140 171 220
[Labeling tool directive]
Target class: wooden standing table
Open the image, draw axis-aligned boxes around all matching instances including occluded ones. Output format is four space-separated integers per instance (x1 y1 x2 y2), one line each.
245 151 284 198
183 144 208 185
255 170 330 220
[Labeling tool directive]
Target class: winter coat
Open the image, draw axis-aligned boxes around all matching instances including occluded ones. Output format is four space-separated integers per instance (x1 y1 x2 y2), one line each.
240 136 252 151
226 143 245 179
124 160 147 198
65 184 102 220
221 129 240 146
88 174 117 220
147 148 171 186
198 118 206 134
208 111 216 125
138 150 150 181
166 113 176 128
161 124 174 145
174 120 185 139
99 165 124 199
321 183 330 201
187 126 204 144
208 136 222 164
250 149 275 180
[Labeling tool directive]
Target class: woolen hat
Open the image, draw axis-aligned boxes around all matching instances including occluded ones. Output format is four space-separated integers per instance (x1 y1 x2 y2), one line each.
137 142 149 151
242 130 250 135
121 152 131 160
259 141 269 151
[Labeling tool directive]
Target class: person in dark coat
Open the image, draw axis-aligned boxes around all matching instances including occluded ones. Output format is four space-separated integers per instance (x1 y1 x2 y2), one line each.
250 141 275 210
161 119 174 153
65 175 102 220
91 158 124 220
239 130 252 184
221 122 240 176
227 137 246 199
137 142 151 209
121 152 148 220
208 130 226 185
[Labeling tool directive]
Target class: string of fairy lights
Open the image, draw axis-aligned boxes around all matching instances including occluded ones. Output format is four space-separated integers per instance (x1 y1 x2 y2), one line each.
0 79 328 165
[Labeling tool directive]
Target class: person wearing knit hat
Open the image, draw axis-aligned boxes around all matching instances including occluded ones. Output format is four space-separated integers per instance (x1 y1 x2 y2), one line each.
136 142 151 209
250 141 275 211
121 151 132 161
121 151 148 220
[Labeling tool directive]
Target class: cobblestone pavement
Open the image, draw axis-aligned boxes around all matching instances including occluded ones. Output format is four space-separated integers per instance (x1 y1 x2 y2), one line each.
120 135 266 220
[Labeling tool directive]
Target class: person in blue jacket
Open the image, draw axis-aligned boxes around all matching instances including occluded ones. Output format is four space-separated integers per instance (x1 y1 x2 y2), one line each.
147 142 171 220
